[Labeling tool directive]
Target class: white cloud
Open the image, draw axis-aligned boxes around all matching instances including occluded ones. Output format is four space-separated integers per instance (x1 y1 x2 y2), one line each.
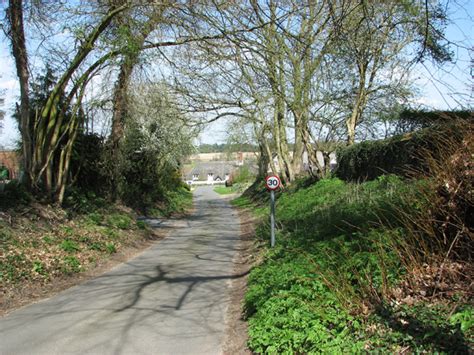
409 96 443 108
0 79 19 91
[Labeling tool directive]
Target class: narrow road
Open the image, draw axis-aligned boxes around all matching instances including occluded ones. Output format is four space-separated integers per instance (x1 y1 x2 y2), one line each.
0 186 242 355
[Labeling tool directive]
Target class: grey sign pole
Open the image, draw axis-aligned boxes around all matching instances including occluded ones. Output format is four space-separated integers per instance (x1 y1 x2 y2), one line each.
270 189 276 247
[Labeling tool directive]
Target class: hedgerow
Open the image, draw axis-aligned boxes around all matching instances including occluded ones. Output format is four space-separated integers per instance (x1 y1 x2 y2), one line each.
334 123 466 181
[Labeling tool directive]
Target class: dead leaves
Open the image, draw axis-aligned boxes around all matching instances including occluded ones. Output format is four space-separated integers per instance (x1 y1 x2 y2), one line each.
391 261 473 306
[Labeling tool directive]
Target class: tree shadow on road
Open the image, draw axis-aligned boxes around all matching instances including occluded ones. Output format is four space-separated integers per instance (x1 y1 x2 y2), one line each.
114 265 249 312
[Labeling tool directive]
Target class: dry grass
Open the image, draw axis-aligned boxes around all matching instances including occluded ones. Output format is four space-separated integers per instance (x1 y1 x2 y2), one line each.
380 120 474 308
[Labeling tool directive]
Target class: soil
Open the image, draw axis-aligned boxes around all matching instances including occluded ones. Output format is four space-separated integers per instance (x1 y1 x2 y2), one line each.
223 196 259 355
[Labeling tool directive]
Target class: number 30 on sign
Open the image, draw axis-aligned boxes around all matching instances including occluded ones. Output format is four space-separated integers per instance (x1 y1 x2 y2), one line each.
265 175 281 190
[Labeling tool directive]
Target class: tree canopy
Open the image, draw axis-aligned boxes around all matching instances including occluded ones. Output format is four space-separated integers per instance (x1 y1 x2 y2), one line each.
2 0 466 202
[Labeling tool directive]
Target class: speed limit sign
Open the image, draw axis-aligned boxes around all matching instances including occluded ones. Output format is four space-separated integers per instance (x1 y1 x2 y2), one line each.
265 175 281 191
265 175 280 248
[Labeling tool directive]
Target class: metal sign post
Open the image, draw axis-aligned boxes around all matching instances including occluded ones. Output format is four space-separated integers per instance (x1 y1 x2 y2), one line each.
270 189 276 247
265 175 281 248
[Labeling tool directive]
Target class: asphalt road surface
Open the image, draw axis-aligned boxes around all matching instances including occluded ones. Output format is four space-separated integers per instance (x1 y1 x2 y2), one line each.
0 186 242 355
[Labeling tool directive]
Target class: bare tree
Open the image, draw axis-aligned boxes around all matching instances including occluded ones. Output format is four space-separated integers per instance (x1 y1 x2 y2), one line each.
333 1 452 145
6 0 32 184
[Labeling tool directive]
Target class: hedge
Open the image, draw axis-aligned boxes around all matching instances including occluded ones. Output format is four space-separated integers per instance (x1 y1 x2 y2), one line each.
334 123 467 182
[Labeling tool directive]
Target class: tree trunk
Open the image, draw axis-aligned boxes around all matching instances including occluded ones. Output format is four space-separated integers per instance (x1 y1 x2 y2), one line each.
292 145 304 174
257 139 269 178
109 61 133 200
108 15 161 200
292 109 306 176
55 83 88 204
346 110 358 145
273 106 293 183
346 92 367 146
260 2 294 185
7 0 32 186
301 125 324 179
27 5 127 202
346 59 369 145
322 151 331 176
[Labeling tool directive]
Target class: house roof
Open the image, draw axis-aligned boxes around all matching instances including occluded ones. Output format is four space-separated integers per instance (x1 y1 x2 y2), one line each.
184 161 235 180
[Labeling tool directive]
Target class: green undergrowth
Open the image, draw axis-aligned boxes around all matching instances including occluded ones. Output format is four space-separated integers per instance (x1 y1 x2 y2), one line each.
242 176 472 353
232 194 266 218
1 186 193 293
0 205 152 287
147 186 193 217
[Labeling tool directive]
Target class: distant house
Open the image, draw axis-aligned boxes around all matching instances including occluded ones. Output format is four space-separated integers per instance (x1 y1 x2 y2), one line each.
0 150 20 180
183 161 235 185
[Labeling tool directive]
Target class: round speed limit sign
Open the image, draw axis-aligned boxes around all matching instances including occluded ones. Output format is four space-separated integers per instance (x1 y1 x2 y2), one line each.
265 175 281 191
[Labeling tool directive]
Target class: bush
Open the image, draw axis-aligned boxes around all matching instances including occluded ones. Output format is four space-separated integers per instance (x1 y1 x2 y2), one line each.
0 180 31 210
69 133 109 196
393 109 473 133
68 126 193 215
119 147 187 212
106 213 132 230
390 123 473 262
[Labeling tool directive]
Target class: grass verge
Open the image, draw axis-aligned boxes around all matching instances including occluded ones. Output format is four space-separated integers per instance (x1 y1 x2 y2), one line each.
214 185 238 195
146 186 193 217
0 203 152 312
215 183 252 196
0 186 193 315
243 176 473 353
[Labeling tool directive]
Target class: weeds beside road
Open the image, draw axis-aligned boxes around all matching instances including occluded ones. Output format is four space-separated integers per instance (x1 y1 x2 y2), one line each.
0 187 192 315
238 176 473 353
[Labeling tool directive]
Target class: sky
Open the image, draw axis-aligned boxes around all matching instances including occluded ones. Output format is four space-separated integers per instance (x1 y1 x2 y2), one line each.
0 1 472 149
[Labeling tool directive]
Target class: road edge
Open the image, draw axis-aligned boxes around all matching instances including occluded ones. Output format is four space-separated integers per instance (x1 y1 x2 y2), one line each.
0 214 185 317
222 194 258 355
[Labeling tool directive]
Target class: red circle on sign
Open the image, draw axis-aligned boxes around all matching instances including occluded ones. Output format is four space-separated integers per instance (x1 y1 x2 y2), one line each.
265 175 281 190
